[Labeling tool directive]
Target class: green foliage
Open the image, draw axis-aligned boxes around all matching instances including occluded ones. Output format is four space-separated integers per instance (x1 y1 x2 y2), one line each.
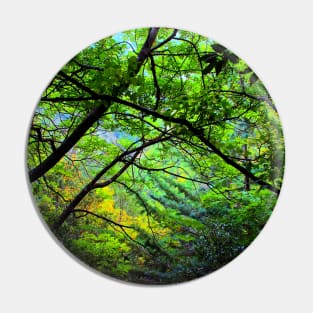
69 231 132 278
27 27 284 284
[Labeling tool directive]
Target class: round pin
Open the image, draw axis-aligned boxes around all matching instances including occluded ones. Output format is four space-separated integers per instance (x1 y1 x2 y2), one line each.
27 27 284 284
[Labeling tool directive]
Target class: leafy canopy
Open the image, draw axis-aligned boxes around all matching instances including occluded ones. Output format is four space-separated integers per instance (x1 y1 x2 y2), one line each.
27 27 284 284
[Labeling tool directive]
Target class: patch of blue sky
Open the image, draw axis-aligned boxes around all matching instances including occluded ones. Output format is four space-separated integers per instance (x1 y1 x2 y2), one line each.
113 32 137 56
97 129 137 144
113 33 124 42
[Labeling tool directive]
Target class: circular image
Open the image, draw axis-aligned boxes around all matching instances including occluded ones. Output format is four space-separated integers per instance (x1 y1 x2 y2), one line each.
27 27 284 284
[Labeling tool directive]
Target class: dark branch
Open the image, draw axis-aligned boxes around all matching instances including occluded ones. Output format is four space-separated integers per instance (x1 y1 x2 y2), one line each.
30 29 162 183
29 101 110 182
52 134 172 230
92 150 140 189
151 29 178 51
137 28 159 64
42 175 69 203
72 209 133 228
39 92 280 194
101 96 280 194
58 71 100 97
149 55 161 110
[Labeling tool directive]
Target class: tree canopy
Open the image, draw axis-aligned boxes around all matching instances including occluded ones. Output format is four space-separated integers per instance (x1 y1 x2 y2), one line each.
27 27 284 284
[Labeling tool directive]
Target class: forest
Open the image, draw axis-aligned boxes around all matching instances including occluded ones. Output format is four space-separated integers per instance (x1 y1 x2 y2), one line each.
27 27 284 284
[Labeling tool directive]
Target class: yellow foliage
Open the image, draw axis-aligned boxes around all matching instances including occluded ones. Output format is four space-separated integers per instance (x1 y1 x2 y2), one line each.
135 215 171 237
95 186 115 197
176 176 186 182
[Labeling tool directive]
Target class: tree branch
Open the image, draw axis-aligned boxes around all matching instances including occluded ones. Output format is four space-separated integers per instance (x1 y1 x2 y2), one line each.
58 71 100 97
149 55 161 110
29 101 110 182
151 29 178 52
29 30 160 183
52 134 172 230
92 150 140 189
41 92 280 194
99 95 280 194
71 209 134 228
137 28 159 64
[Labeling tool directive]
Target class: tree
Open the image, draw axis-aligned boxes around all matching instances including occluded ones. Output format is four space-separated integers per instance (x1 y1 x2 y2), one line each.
27 27 284 284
